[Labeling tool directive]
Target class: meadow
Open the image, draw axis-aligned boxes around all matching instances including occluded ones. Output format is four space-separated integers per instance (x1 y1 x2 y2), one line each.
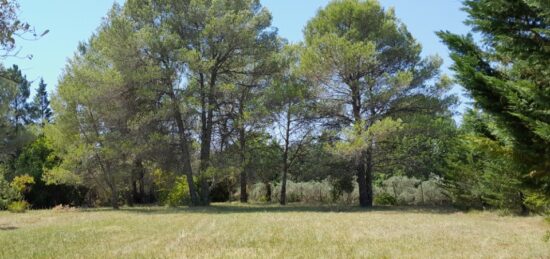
1 204 548 258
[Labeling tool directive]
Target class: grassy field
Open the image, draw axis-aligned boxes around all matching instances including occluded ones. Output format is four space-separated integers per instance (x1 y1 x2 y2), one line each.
0 204 548 258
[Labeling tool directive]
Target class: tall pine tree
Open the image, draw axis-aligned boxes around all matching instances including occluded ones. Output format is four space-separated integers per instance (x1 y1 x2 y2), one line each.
32 78 52 125
438 0 549 211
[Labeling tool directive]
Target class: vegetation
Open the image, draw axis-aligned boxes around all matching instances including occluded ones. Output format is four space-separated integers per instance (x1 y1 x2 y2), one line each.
0 0 548 255
0 0 546 214
438 0 549 214
0 204 548 258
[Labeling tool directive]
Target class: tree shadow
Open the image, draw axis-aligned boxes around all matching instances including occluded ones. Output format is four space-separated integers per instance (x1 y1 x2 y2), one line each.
0 224 18 231
109 203 459 215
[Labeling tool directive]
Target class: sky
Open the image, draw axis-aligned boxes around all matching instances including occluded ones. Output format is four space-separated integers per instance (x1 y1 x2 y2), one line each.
4 0 471 114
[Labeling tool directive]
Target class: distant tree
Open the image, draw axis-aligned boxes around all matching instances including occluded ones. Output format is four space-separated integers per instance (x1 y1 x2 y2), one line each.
268 45 317 205
302 0 451 207
3 65 32 130
0 64 33 166
31 78 52 125
438 0 549 212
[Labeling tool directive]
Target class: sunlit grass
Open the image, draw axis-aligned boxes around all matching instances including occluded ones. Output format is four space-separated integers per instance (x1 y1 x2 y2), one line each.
1 203 548 258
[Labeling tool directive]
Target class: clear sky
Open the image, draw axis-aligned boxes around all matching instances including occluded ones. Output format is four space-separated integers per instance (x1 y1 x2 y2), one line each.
4 0 471 113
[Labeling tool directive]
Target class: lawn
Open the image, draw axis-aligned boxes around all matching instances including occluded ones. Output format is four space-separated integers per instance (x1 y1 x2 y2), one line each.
0 204 548 258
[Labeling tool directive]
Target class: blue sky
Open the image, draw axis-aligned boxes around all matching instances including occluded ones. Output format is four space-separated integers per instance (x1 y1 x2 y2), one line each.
4 0 471 113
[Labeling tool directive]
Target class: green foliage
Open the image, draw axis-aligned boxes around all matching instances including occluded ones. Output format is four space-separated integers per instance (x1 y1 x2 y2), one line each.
0 64 35 165
442 109 531 213
303 0 454 207
524 193 550 214
0 170 20 210
248 181 335 204
7 200 29 213
31 78 52 124
374 193 397 206
329 173 354 202
0 0 35 57
166 177 191 207
10 174 34 194
438 0 550 211
376 176 449 206
331 118 403 159
153 169 194 206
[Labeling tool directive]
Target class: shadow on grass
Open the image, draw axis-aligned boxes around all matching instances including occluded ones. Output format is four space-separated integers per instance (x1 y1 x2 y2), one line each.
83 203 460 215
0 224 18 231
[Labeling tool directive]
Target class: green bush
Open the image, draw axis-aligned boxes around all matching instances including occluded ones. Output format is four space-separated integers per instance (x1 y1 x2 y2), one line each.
8 200 29 213
374 193 397 206
375 176 450 206
524 193 550 214
0 171 21 210
166 176 191 207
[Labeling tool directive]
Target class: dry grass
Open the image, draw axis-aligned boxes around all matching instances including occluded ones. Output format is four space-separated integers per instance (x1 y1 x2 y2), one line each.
0 204 548 258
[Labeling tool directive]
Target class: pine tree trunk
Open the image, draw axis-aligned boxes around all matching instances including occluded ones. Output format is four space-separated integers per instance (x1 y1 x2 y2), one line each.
280 110 291 206
365 144 374 207
356 159 369 207
239 126 248 203
169 90 200 206
265 182 272 202
280 162 288 205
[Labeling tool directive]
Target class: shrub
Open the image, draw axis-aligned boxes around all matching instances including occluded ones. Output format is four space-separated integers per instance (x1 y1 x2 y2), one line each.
245 176 449 206
165 176 191 207
10 174 35 194
153 169 192 206
524 193 550 214
0 172 21 210
374 192 397 206
248 181 336 204
375 175 450 206
8 200 29 213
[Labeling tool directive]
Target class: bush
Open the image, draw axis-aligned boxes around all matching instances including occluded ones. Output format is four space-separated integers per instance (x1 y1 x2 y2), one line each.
0 171 21 210
8 200 29 213
375 176 450 206
247 181 335 204
245 176 449 206
10 174 35 194
374 192 397 206
153 169 192 206
165 176 191 207
524 193 550 214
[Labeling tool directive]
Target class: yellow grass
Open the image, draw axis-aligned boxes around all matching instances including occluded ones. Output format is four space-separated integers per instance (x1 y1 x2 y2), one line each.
0 204 548 258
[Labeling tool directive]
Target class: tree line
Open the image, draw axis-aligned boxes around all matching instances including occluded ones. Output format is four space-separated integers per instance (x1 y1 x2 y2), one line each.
0 0 548 214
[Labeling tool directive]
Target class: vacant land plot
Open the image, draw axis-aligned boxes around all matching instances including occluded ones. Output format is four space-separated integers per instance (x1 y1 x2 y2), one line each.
0 204 548 258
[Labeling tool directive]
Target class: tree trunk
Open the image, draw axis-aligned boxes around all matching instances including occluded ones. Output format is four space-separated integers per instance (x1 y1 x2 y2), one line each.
356 159 369 207
349 80 372 207
111 190 119 209
420 181 425 205
280 109 291 206
280 162 288 205
365 144 374 207
197 73 217 206
169 91 200 206
265 182 272 202
130 178 137 206
519 192 529 216
239 121 248 203
109 165 119 209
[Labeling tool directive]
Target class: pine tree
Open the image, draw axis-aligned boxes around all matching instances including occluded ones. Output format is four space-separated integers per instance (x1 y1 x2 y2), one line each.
302 0 452 207
438 0 549 210
4 65 32 131
32 78 52 125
